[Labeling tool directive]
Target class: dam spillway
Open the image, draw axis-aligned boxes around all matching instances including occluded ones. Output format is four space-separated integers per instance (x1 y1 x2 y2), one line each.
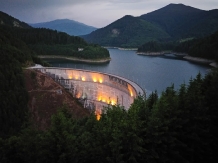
31 67 144 112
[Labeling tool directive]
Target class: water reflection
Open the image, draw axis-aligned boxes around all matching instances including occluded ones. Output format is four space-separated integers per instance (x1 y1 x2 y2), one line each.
43 49 210 94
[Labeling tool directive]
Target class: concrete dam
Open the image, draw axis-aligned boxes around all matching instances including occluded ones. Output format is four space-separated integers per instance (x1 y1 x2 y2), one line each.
32 67 144 114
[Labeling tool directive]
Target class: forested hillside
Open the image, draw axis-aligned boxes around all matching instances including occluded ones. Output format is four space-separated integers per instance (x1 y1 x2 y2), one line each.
173 30 218 61
138 41 175 52
0 11 110 61
0 45 29 138
140 4 218 39
0 11 31 28
0 7 218 163
82 15 171 48
0 68 218 162
0 11 109 137
83 3 218 48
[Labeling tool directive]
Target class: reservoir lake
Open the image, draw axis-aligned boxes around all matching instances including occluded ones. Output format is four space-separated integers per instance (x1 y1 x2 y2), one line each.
44 48 211 95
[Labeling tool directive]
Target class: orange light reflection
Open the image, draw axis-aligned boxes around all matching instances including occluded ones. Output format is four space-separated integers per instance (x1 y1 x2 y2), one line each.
95 109 101 121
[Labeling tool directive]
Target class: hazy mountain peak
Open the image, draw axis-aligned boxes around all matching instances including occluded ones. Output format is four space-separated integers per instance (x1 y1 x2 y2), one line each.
30 19 97 36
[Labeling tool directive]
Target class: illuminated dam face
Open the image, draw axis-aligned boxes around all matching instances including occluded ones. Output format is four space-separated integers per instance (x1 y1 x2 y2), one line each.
34 68 144 113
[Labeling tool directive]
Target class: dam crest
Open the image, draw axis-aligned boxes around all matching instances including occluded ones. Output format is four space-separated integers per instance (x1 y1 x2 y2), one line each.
31 67 144 113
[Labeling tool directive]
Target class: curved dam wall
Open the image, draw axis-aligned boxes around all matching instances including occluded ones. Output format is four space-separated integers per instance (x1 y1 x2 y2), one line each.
32 67 144 112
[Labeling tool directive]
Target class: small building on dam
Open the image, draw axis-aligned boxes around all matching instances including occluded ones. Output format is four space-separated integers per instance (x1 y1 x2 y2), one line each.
31 67 144 114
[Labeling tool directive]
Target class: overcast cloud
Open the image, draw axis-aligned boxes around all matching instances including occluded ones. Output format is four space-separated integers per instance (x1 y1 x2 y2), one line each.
0 0 217 27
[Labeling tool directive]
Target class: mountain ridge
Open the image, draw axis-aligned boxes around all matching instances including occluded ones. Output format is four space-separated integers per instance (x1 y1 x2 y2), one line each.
82 3 218 47
30 19 97 36
0 11 32 28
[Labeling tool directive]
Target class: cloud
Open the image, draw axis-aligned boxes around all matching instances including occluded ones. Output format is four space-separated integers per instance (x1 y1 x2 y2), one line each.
0 0 217 28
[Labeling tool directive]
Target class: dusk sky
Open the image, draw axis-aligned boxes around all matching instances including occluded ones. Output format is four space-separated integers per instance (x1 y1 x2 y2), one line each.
0 0 217 28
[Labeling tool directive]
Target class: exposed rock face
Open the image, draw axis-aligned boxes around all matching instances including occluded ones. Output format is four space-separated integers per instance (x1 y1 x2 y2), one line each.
13 21 20 27
112 29 120 36
24 69 89 130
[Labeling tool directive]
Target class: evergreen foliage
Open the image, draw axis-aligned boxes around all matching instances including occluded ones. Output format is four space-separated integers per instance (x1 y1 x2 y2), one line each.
83 4 218 48
0 13 110 61
174 30 218 61
0 46 29 138
1 68 218 162
1 8 218 163
138 41 175 52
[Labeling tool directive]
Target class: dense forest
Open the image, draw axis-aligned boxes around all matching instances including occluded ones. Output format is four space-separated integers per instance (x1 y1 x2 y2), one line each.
138 41 175 53
0 68 218 162
82 15 170 48
174 30 218 61
0 26 110 61
1 22 218 161
1 9 218 163
83 4 218 48
138 30 218 61
0 11 110 61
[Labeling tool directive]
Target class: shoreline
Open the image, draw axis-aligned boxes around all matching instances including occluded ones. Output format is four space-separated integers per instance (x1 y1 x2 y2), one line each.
104 47 137 51
183 56 217 67
173 52 188 56
38 55 111 63
136 51 171 56
183 56 214 64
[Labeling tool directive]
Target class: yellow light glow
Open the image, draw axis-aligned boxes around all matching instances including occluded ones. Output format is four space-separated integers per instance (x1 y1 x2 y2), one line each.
68 76 72 79
76 93 81 98
130 91 133 97
96 114 101 121
98 96 102 101
102 99 106 102
111 100 115 105
95 109 101 121
93 78 97 82
75 76 79 80
82 77 85 81
99 79 103 83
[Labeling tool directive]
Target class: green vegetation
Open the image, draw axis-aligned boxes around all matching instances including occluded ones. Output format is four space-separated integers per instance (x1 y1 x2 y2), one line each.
12 27 109 60
0 25 48 66
29 43 110 60
83 4 218 48
1 8 218 163
174 30 218 61
138 41 175 52
189 31 218 61
1 68 218 162
140 4 218 39
138 30 218 62
0 12 110 61
82 15 171 48
0 44 29 138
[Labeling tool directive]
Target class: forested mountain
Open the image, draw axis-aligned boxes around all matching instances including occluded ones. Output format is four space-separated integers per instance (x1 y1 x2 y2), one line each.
138 41 175 53
30 19 97 36
82 3 218 47
1 8 218 163
172 30 218 61
1 69 218 162
140 3 218 39
0 11 31 28
0 11 110 60
82 15 171 48
0 11 108 137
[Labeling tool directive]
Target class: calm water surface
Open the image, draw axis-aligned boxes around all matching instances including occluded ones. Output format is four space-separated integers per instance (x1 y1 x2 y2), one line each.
44 48 211 95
